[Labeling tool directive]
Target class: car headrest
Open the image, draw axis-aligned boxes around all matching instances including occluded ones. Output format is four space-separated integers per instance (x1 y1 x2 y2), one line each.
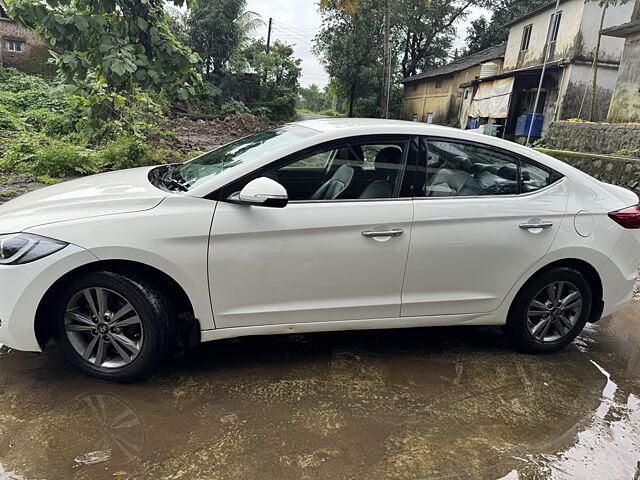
336 145 364 164
375 147 402 177
448 155 472 172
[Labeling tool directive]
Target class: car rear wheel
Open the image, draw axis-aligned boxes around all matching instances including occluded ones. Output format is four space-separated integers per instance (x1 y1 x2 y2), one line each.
54 271 178 382
506 267 592 353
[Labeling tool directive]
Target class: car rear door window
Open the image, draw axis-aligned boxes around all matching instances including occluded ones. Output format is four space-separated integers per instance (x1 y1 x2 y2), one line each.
412 138 559 198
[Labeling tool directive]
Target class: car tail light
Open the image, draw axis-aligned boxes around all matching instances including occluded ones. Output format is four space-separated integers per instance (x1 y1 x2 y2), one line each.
608 205 640 229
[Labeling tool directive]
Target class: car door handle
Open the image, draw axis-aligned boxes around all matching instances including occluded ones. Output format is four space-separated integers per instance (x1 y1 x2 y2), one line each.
362 229 404 238
519 222 553 230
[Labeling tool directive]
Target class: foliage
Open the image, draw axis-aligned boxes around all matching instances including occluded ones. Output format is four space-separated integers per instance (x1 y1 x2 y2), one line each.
315 0 383 117
397 0 484 77
24 109 76 137
465 0 551 55
6 0 202 132
97 136 160 171
0 132 97 177
298 84 332 113
220 100 250 117
246 40 302 121
184 0 245 76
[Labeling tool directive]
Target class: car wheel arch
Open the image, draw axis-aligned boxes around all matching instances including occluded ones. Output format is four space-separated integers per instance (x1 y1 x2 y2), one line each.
34 260 197 350
507 258 604 326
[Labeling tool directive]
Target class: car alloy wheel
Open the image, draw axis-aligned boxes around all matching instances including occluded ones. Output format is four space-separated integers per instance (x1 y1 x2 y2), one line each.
64 287 144 368
526 281 583 343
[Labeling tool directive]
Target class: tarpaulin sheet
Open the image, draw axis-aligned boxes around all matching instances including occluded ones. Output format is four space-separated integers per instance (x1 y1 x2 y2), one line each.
468 77 514 119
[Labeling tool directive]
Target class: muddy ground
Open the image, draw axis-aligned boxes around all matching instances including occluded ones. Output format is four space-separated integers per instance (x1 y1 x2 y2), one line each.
0 304 638 480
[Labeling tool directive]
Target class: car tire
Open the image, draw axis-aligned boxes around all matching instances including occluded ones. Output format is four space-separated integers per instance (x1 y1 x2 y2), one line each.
53 271 178 382
506 267 592 354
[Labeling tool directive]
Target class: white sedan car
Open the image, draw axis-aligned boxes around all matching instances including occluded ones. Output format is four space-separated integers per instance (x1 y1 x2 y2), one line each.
1 119 639 382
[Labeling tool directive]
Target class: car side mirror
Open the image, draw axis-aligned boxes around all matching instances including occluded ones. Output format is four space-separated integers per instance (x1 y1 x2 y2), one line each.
232 177 288 208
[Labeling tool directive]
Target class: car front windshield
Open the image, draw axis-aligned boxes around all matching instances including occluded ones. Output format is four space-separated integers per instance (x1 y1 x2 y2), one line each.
172 125 318 191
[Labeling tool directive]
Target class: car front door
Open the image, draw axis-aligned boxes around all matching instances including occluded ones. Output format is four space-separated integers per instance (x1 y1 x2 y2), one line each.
401 137 569 317
208 136 414 329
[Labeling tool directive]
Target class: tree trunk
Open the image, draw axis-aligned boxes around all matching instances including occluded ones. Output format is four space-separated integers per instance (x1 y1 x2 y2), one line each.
348 82 356 118
589 4 608 122
380 0 391 118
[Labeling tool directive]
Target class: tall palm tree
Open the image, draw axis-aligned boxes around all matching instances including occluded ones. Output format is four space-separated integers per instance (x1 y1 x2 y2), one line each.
320 0 429 118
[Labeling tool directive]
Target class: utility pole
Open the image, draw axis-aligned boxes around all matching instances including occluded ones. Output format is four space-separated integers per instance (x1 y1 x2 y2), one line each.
380 0 391 119
526 0 560 147
589 4 608 122
266 17 273 54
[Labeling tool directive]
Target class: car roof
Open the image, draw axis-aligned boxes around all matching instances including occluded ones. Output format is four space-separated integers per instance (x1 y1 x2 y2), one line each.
291 117 461 135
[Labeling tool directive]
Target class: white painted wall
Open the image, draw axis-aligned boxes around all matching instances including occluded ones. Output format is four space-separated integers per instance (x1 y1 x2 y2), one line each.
504 0 586 71
580 1 635 64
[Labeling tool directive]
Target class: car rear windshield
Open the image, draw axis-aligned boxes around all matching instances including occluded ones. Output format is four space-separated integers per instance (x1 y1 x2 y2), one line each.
172 125 319 191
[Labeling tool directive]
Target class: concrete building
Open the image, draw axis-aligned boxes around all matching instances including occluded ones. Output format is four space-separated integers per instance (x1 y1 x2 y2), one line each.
602 3 640 123
402 0 637 138
0 0 52 76
401 44 506 126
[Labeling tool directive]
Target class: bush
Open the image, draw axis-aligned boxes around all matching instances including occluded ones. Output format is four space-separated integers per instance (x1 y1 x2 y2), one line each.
34 141 97 177
97 136 162 171
24 108 77 137
0 105 22 131
220 100 249 117
0 132 97 177
318 109 345 118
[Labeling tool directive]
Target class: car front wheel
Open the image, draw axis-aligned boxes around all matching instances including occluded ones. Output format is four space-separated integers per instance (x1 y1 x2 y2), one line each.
506 267 592 354
54 271 178 382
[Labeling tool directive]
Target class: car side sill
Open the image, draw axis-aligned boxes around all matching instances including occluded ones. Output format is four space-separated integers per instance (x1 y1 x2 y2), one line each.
200 313 505 343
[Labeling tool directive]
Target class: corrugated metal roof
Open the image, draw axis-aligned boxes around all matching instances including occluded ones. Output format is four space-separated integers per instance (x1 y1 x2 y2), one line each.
402 43 507 84
504 1 563 28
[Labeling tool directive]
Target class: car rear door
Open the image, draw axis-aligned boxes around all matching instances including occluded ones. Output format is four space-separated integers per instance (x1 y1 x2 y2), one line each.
208 136 414 329
401 136 569 317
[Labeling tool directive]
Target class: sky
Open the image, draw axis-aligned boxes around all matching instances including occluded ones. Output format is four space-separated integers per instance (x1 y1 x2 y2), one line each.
245 1 490 88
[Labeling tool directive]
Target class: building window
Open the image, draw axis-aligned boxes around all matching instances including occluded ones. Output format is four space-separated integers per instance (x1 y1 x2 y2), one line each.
521 24 533 52
435 79 443 89
7 40 24 52
549 11 562 43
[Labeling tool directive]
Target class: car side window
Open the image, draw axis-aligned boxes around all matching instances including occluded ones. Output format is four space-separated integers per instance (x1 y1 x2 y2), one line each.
262 140 408 201
521 161 552 193
413 139 557 198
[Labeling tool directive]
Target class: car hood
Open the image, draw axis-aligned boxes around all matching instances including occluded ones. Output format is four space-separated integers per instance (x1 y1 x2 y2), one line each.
0 167 169 233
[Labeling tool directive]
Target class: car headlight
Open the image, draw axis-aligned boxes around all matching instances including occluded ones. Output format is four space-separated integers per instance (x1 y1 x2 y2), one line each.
0 233 68 265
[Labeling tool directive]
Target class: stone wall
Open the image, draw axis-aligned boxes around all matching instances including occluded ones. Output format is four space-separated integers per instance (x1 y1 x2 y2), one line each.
537 148 640 196
543 121 640 156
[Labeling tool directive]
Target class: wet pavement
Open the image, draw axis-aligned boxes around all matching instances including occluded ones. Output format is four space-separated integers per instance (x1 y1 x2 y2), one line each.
0 304 639 480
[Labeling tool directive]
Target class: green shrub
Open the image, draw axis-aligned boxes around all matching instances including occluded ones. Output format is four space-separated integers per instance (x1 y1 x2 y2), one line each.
0 133 97 177
24 108 77 137
97 136 162 171
318 109 345 118
0 105 22 131
0 132 42 175
35 141 97 177
220 100 249 117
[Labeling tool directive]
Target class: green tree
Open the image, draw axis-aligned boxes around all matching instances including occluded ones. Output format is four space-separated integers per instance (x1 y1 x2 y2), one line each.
6 0 201 134
315 0 383 117
246 39 302 120
298 84 330 112
398 0 481 78
7 0 200 97
185 0 246 77
465 0 551 54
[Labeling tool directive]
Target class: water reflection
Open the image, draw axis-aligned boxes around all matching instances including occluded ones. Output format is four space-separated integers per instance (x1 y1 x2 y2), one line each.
0 304 636 479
